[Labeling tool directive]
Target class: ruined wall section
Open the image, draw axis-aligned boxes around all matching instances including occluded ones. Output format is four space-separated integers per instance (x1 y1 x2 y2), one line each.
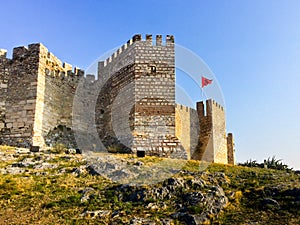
193 99 228 164
175 104 199 159
0 45 41 147
227 133 235 165
193 101 213 161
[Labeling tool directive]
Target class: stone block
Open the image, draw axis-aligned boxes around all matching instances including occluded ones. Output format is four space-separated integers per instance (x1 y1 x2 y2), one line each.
26 99 36 104
30 146 40 152
0 83 7 88
137 150 145 157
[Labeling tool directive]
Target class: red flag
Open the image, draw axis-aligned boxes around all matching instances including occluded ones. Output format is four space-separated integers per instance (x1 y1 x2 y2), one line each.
201 76 213 88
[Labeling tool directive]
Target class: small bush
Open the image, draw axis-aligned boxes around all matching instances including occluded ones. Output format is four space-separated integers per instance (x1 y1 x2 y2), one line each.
239 156 292 172
51 143 67 154
107 145 120 153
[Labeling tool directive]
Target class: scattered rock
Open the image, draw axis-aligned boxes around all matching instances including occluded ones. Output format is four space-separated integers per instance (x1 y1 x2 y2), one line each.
72 165 87 176
182 192 204 206
261 198 280 210
79 187 96 203
33 163 58 170
134 161 144 166
130 217 156 225
0 166 25 174
65 148 76 154
35 171 48 176
145 202 167 210
16 147 30 154
160 218 173 225
0 152 16 162
111 210 122 218
80 210 111 218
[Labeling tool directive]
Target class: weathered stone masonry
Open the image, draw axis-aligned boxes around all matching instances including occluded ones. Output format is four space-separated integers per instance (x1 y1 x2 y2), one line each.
0 34 235 164
0 43 83 147
95 34 187 159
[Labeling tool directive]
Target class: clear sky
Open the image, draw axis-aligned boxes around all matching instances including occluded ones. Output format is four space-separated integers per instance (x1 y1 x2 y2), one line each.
1 0 300 169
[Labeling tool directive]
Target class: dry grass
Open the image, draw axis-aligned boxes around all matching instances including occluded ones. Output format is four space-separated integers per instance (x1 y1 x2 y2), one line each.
0 146 299 224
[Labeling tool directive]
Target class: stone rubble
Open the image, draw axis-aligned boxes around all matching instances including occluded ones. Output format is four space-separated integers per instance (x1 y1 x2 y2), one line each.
79 210 111 218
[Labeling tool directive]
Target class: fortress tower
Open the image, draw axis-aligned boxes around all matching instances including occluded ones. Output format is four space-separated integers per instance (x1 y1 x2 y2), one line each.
95 34 187 158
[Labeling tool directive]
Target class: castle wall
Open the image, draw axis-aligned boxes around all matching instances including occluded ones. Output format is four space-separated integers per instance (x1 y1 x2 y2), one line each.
98 37 136 84
95 35 137 151
36 44 83 146
96 63 135 152
71 74 103 151
0 45 41 147
0 50 9 131
175 104 200 159
0 36 234 164
0 43 83 147
210 100 228 164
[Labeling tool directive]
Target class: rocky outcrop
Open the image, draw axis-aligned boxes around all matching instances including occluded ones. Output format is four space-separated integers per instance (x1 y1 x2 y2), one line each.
103 173 228 224
1 147 299 225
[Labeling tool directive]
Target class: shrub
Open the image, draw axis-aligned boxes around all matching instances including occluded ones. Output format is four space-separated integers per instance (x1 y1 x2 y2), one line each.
239 156 292 172
51 143 67 154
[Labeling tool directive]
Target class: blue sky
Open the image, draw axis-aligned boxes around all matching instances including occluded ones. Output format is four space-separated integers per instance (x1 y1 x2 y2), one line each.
1 0 300 169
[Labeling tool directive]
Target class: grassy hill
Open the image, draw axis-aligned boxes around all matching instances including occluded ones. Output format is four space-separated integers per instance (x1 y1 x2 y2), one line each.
0 145 299 224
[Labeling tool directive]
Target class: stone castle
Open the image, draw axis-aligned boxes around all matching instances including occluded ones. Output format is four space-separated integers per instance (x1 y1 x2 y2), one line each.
0 34 235 164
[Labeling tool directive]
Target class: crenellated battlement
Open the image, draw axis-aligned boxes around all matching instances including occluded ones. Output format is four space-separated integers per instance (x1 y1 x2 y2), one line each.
195 98 230 163
11 43 84 79
40 44 84 78
100 34 174 68
211 99 224 111
197 99 224 118
44 66 84 79
176 104 195 113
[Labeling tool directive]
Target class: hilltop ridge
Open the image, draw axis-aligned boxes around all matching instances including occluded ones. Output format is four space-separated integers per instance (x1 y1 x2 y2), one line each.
0 145 299 224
